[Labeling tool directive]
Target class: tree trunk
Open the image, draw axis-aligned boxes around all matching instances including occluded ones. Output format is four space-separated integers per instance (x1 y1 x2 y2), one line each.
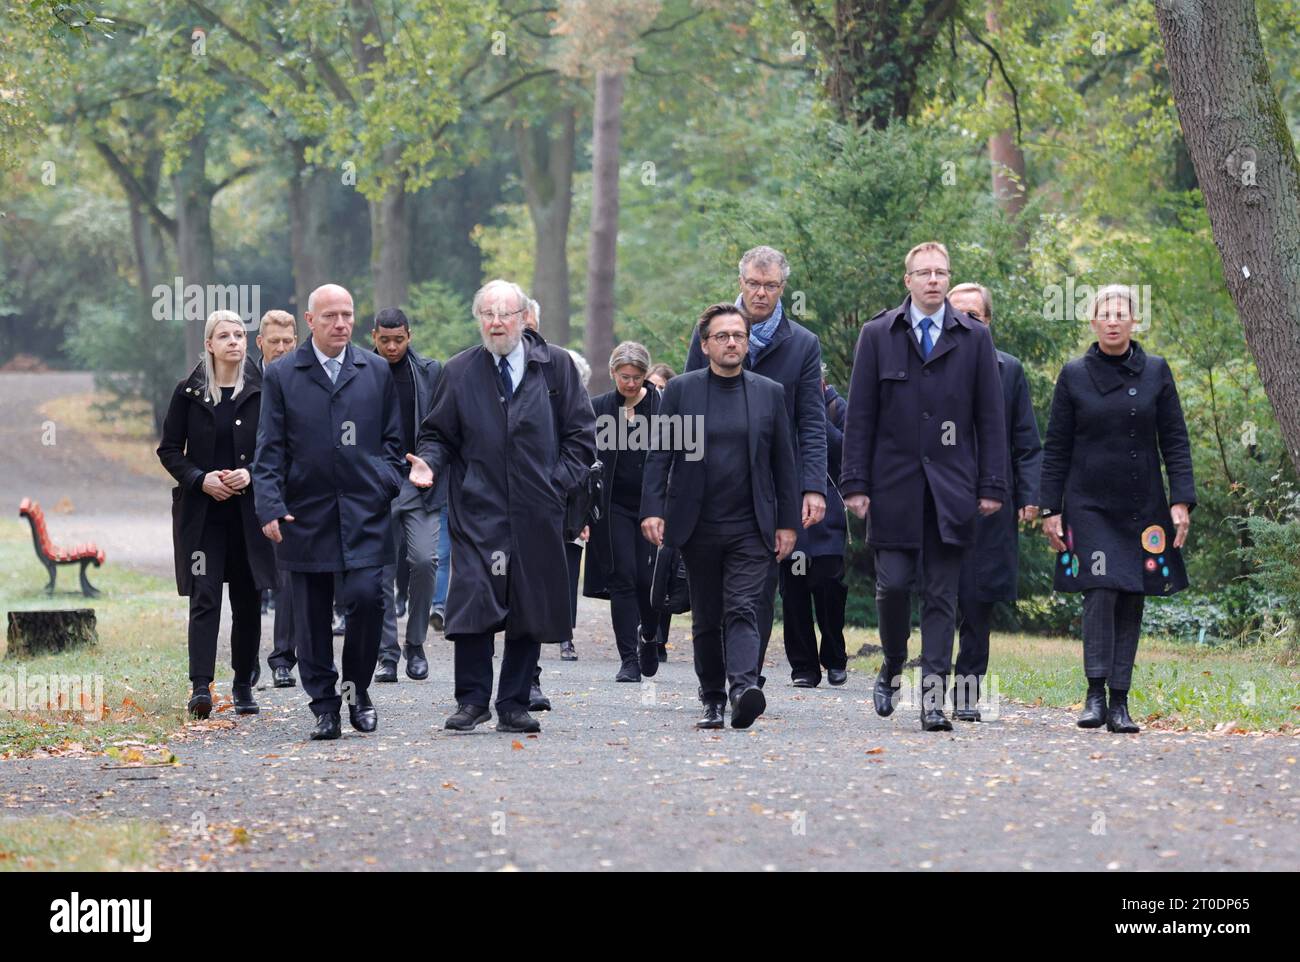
985 0 1026 242
583 72 624 395
515 105 576 347
1154 0 1300 476
171 132 216 370
369 165 411 312
287 141 332 323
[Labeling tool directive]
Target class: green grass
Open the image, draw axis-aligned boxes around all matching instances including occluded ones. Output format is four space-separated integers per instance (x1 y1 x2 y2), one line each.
0 816 164 871
846 626 1300 733
1 522 190 755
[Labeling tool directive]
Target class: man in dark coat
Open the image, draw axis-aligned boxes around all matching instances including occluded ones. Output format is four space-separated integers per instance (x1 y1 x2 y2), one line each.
408 280 597 735
947 283 1042 721
841 242 1009 731
684 245 826 686
642 303 801 730
254 283 405 741
370 307 445 684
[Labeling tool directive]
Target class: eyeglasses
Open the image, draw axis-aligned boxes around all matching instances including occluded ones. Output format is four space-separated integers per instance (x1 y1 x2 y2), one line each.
477 308 524 322
742 279 783 294
907 269 951 280
614 372 645 385
707 331 748 344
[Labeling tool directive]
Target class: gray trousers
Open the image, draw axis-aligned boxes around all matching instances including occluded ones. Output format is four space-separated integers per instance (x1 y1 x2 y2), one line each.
1082 588 1144 691
380 500 440 663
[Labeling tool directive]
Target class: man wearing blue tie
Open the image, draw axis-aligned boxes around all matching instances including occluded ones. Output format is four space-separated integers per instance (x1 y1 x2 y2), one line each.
840 243 1009 731
254 283 405 740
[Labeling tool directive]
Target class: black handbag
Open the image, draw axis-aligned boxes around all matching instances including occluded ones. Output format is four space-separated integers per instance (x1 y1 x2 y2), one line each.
541 354 604 541
650 544 691 614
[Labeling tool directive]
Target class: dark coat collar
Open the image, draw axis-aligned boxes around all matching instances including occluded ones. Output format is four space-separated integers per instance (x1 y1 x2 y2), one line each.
182 358 261 406
1084 340 1147 394
884 295 974 334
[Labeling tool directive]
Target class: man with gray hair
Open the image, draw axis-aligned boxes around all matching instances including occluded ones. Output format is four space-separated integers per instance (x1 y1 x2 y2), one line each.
408 279 596 733
684 245 828 688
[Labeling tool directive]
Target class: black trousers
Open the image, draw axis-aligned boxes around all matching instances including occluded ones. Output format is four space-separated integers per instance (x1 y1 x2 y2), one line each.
954 592 993 702
753 560 780 680
267 567 297 670
188 514 261 689
1082 588 1145 690
873 484 965 704
781 554 848 682
455 632 541 714
681 526 770 705
606 503 661 665
289 566 384 716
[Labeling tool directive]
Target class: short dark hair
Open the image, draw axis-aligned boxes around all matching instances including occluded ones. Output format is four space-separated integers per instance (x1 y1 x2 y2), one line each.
697 302 749 341
374 307 409 331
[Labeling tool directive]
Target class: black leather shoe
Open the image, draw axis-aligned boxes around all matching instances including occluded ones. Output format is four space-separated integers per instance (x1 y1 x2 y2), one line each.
827 668 848 687
395 595 407 619
638 637 660 678
250 663 261 688
404 645 429 680
951 685 981 722
873 666 901 717
730 686 766 729
374 661 398 683
187 687 212 720
615 662 641 683
348 703 378 733
1106 695 1140 734
272 666 296 688
792 674 819 688
921 707 953 732
428 608 445 633
311 712 341 740
696 702 725 729
657 642 667 663
529 683 552 712
232 684 259 715
496 709 541 734
559 639 578 661
1077 688 1108 728
444 704 490 731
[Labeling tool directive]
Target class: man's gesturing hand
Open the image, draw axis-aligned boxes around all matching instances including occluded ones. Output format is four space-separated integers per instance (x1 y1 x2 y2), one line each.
406 453 435 488
844 494 869 519
262 515 294 543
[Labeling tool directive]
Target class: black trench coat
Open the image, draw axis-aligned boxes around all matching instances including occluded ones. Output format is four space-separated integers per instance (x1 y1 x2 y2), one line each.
960 349 1043 602
157 362 278 596
1039 341 1196 596
415 329 597 644
840 297 1010 549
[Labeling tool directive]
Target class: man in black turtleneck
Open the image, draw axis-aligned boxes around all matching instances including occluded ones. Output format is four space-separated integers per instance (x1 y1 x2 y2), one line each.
641 303 800 730
371 308 445 683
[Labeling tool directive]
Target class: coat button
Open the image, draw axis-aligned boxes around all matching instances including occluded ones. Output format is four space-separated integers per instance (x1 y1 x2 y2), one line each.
1130 451 1137 459
1131 473 1138 480
1132 513 1139 521
923 456 931 464
1130 409 1136 416
1128 387 1137 396
235 419 242 426
1128 429 1135 437
897 370 906 378
239 454 246 461
922 412 931 419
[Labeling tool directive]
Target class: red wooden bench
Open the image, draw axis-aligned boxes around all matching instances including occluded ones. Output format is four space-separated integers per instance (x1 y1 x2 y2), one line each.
17 498 105 597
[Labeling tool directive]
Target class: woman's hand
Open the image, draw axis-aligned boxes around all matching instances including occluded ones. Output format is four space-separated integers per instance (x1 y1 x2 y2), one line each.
1042 513 1066 553
202 471 237 501
1171 503 1191 548
222 468 250 491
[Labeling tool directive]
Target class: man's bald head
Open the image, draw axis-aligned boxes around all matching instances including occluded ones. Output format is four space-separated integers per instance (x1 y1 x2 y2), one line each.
305 284 355 357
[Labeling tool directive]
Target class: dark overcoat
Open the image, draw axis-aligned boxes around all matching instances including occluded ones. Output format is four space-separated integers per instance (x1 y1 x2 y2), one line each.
252 342 405 572
582 385 664 601
685 308 827 498
158 362 278 596
798 384 849 558
415 329 597 644
1039 341 1196 596
375 345 449 513
640 368 801 551
840 296 1010 549
959 349 1043 602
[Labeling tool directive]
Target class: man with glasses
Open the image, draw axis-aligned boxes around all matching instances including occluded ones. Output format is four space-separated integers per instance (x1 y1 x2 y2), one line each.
841 243 1009 732
946 283 1041 721
683 246 827 689
643 303 800 730
407 280 596 734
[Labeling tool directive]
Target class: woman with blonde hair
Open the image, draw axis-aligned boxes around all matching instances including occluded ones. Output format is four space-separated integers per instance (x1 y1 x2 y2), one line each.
158 310 278 718
1039 285 1195 733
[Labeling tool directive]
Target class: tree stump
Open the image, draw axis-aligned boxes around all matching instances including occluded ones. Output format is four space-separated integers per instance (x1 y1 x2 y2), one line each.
5 610 98 659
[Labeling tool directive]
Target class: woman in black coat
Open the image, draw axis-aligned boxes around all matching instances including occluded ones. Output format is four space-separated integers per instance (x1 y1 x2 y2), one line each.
158 310 278 719
583 341 664 682
1040 286 1195 734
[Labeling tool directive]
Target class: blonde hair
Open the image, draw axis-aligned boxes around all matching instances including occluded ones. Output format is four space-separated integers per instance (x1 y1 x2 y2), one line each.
202 309 246 403
904 241 950 272
259 309 296 337
1088 284 1138 321
949 282 992 321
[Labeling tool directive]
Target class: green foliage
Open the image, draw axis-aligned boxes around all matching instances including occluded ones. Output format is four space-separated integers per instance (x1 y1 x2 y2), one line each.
1238 514 1300 647
406 278 477 362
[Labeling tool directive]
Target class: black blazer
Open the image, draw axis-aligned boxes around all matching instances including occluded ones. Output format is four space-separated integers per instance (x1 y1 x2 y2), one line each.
641 368 801 551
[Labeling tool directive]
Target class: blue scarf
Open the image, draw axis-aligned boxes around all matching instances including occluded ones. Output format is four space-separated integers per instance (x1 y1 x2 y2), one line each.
737 295 783 354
